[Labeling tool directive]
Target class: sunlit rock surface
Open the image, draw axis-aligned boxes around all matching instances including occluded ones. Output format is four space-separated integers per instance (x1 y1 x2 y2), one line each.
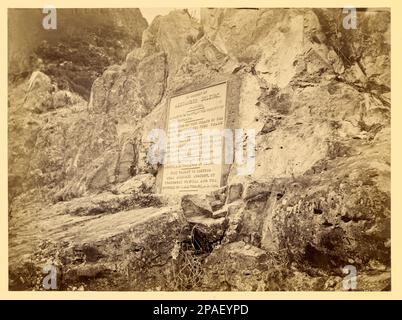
8 8 390 291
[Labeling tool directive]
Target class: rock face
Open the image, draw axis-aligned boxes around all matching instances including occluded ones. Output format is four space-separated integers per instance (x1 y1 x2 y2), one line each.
8 8 390 291
9 204 187 290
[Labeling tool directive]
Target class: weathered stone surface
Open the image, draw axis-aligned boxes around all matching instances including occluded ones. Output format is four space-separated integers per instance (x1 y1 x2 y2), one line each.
137 52 167 109
52 90 86 109
9 8 148 99
32 12 202 202
212 207 228 219
181 194 213 218
187 216 228 244
113 174 155 194
207 241 267 263
65 264 108 281
227 183 243 203
222 201 245 244
9 205 188 290
8 8 391 291
142 9 201 77
24 71 54 113
15 12 201 203
219 188 271 247
242 181 270 200
357 271 391 291
209 186 227 203
268 157 390 269
116 141 136 183
54 191 161 217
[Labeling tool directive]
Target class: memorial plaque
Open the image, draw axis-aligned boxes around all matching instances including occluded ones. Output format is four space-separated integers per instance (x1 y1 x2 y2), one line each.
161 82 228 195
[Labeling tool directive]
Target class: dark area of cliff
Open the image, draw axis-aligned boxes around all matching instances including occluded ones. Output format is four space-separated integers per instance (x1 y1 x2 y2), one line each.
8 8 390 291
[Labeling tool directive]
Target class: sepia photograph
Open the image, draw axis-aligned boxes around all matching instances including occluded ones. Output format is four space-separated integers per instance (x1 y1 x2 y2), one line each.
7 6 391 292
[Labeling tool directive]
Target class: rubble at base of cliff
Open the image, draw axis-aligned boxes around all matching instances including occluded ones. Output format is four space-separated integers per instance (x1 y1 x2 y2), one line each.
9 177 390 291
8 8 391 291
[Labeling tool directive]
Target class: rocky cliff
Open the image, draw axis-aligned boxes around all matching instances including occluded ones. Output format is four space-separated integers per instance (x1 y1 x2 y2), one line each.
8 8 148 98
8 8 390 291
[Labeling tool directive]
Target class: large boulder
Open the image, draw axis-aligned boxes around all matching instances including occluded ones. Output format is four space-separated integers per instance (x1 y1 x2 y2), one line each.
9 205 188 290
142 9 201 76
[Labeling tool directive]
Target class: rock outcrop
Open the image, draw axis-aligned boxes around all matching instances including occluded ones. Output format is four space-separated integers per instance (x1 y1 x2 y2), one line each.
8 8 390 291
8 8 148 98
